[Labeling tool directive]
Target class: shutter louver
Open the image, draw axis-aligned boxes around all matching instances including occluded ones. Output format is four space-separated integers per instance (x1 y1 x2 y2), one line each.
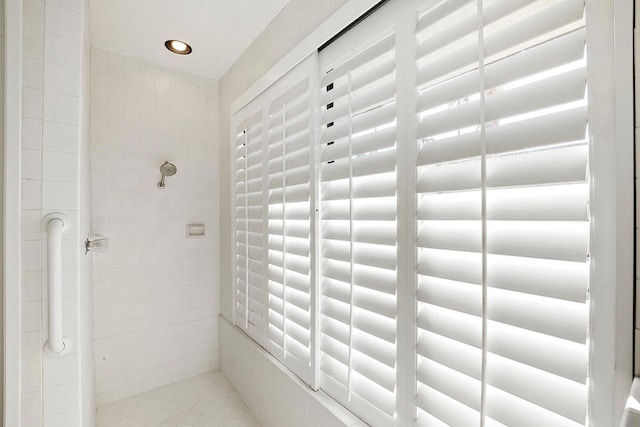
319 26 398 427
235 112 266 343
266 79 313 382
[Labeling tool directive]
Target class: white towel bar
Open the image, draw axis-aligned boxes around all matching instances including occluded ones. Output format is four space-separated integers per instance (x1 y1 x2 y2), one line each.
42 213 72 357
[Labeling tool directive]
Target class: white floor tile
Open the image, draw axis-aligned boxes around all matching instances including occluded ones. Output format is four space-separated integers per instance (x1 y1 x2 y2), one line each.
97 371 259 427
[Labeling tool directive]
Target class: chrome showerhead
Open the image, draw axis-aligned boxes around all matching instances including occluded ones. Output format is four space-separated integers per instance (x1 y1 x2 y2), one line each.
157 161 177 189
160 161 177 177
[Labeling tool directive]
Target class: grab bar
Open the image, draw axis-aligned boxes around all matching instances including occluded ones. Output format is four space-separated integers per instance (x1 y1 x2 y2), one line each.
42 213 72 357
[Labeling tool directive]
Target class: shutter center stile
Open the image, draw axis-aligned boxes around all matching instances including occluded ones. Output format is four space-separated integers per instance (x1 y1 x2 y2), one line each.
478 0 488 425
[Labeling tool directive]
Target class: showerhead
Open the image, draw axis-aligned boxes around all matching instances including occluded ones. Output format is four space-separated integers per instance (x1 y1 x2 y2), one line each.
160 161 177 177
157 161 177 189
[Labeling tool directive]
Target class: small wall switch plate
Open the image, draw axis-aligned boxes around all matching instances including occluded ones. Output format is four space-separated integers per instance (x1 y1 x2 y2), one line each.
187 223 205 238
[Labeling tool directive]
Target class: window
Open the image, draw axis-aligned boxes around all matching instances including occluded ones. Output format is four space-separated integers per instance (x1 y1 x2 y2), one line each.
231 0 617 426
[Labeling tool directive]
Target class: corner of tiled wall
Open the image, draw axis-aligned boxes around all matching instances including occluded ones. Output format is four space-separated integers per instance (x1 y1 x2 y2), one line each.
21 0 88 425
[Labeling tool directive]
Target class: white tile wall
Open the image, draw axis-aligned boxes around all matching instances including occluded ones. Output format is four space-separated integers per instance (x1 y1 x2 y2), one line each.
91 48 220 407
219 318 366 427
19 0 89 425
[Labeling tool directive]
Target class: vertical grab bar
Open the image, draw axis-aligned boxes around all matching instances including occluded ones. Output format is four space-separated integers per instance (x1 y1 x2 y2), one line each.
42 213 72 357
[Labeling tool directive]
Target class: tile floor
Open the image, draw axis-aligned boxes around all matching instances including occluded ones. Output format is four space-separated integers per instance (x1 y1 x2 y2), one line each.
96 371 260 427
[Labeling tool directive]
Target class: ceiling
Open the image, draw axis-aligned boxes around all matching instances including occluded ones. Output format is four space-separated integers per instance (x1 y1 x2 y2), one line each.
90 0 291 79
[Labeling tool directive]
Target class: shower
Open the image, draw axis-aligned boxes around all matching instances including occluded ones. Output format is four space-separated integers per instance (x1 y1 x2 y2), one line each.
157 161 177 189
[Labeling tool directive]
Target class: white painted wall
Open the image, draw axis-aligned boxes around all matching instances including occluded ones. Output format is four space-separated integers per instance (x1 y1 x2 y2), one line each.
635 0 640 377
19 0 91 425
0 0 5 421
597 0 636 422
623 4 640 424
90 48 220 407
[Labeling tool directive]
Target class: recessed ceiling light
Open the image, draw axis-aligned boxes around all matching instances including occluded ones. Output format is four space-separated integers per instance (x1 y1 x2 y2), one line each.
165 39 192 55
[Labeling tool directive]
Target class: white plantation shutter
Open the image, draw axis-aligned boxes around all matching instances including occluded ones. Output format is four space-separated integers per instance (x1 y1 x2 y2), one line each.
234 111 266 343
414 0 589 426
230 0 611 425
266 78 313 382
318 6 399 426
